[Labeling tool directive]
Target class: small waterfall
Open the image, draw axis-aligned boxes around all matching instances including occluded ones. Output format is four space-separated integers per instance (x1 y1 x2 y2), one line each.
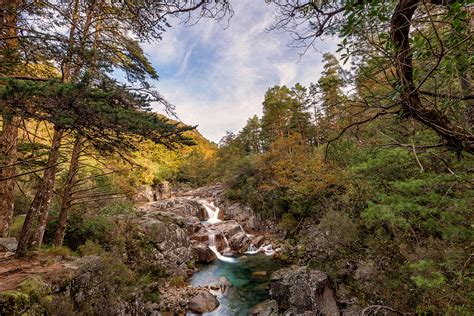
261 244 274 256
208 233 236 263
245 244 259 254
222 235 232 255
244 243 275 256
201 200 221 224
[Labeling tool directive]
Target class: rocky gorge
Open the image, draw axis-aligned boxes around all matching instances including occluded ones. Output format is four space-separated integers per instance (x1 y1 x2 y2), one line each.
0 185 342 315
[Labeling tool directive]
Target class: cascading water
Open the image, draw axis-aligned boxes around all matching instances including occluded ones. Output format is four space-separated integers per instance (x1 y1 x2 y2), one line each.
245 243 275 256
222 235 232 255
208 233 237 263
201 200 221 224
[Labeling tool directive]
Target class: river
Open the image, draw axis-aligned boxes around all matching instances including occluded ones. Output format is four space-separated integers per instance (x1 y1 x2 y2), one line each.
189 254 286 315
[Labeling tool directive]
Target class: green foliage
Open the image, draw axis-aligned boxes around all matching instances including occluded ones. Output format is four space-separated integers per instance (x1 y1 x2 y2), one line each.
40 246 76 258
54 200 134 250
169 276 186 287
77 240 105 257
0 277 52 315
9 215 25 239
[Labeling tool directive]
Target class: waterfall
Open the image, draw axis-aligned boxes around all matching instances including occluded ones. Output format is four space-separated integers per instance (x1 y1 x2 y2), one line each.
208 233 236 263
201 200 221 224
245 244 259 254
245 243 275 256
222 235 232 255
261 244 274 256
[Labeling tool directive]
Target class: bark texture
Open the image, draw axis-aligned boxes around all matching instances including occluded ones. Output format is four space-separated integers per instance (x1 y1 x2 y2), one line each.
0 114 19 237
53 136 82 247
0 0 20 237
390 0 473 153
16 128 63 256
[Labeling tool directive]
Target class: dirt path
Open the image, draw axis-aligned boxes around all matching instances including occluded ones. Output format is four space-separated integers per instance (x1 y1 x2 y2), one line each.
0 253 75 291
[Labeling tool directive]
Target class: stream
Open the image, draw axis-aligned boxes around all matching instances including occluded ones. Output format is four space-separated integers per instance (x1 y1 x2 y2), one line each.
187 200 286 315
189 255 286 315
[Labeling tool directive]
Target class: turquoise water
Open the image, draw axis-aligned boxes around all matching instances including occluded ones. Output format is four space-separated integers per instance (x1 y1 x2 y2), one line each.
189 255 286 315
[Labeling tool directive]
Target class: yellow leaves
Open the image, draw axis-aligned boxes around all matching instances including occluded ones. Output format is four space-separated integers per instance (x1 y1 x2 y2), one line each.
254 133 345 198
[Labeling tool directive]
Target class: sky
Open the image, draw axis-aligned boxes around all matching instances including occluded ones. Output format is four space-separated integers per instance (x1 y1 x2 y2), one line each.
145 1 338 143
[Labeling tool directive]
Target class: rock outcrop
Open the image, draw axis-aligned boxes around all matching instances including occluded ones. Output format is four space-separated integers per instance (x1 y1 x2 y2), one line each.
270 266 339 315
250 299 279 316
133 185 155 202
188 290 220 313
0 237 18 252
192 243 217 263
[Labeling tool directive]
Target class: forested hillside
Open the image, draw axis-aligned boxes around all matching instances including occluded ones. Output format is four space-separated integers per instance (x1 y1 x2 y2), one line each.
0 0 472 315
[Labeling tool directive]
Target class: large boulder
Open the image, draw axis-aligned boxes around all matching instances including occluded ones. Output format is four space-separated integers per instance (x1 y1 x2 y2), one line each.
0 237 18 252
228 231 251 253
270 266 338 315
188 290 219 314
133 185 155 202
193 243 217 263
155 181 171 200
250 300 279 316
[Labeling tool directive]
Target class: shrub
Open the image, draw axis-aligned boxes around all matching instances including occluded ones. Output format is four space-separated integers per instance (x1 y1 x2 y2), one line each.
169 276 186 287
317 210 358 248
40 246 76 258
9 215 25 239
77 240 105 256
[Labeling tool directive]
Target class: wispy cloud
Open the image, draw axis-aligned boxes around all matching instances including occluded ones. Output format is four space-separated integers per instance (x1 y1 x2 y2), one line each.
146 0 338 142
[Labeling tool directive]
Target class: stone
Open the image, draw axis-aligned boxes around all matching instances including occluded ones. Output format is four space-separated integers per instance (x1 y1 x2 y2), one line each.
270 266 338 315
250 300 278 316
188 290 219 314
155 181 171 200
252 271 268 279
193 243 216 263
0 237 18 252
251 235 266 248
228 231 251 253
133 185 154 202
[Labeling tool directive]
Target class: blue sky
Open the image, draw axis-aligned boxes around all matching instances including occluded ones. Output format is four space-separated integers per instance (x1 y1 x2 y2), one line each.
145 1 337 143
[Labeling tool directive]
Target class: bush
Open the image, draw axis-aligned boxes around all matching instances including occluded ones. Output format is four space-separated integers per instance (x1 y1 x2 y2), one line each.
9 215 25 239
169 276 186 287
317 210 358 248
40 246 76 258
77 240 105 256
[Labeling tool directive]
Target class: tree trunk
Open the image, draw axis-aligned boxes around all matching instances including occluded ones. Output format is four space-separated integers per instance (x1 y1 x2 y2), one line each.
0 0 20 237
53 135 82 247
390 0 473 154
0 114 19 237
32 129 66 248
16 128 63 257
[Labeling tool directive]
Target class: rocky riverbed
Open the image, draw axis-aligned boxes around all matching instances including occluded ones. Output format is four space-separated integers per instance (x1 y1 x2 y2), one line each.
0 184 342 315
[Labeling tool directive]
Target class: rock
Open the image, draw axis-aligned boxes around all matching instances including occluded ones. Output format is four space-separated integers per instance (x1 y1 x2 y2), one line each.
188 290 220 313
228 231 251 253
252 271 268 279
133 185 154 202
251 235 266 248
193 243 216 263
210 220 245 237
270 266 338 315
0 237 18 252
155 181 171 200
250 299 278 316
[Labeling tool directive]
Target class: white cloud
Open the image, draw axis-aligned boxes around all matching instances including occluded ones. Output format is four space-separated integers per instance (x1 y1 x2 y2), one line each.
146 0 339 142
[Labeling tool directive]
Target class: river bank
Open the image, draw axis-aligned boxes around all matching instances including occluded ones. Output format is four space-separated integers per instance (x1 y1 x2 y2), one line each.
0 184 342 315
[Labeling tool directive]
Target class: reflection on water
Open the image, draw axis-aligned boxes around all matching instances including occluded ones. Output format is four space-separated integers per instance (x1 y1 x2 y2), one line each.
188 255 286 315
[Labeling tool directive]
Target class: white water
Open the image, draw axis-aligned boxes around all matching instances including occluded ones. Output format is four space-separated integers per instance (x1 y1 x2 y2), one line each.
208 233 237 263
201 200 221 224
201 199 275 262
222 235 232 255
245 243 275 256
